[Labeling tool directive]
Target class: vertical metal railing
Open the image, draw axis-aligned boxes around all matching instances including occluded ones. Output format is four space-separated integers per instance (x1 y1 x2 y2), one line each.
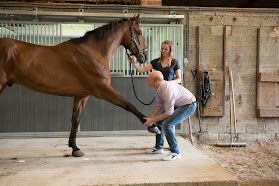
0 22 62 46
0 22 183 77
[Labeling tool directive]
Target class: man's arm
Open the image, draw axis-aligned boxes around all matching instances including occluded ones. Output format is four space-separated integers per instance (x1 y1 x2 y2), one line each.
148 106 162 118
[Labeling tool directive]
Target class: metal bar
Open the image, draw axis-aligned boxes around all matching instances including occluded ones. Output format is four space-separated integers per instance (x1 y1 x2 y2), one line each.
56 24 58 45
10 23 12 39
52 24 54 45
179 25 183 84
160 26 162 48
37 24 40 44
25 24 27 42
48 24 51 46
33 24 35 44
13 23 15 39
60 24 62 43
29 24 31 43
0 10 185 19
21 23 23 41
166 26 169 39
122 46 125 75
41 24 43 45
5 23 7 37
20 23 22 41
45 24 47 46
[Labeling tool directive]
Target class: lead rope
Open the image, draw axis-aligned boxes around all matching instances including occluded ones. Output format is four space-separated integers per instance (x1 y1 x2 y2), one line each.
125 19 154 105
129 62 155 105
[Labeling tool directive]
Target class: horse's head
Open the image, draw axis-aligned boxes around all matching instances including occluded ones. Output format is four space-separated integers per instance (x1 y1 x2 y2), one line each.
123 14 148 64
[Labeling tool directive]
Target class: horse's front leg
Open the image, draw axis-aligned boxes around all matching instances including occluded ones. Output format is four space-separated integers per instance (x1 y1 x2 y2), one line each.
69 96 89 157
95 85 146 123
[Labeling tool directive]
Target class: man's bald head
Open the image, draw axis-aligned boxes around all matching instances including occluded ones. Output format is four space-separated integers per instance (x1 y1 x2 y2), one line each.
146 71 164 89
149 71 164 82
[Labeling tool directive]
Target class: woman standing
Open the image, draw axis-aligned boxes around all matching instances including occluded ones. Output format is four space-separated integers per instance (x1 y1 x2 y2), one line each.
128 40 181 83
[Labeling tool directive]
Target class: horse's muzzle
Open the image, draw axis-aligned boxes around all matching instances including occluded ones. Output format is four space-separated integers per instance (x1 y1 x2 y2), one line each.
137 48 148 63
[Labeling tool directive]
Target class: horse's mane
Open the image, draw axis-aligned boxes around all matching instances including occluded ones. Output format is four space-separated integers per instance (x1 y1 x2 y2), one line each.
70 19 127 44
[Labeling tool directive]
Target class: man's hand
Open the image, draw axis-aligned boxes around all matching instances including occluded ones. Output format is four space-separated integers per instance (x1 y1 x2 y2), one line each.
143 117 154 127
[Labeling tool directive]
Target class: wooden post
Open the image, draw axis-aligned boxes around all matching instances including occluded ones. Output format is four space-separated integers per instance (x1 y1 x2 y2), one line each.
196 26 200 118
256 28 260 117
188 117 193 145
229 66 237 137
223 26 226 116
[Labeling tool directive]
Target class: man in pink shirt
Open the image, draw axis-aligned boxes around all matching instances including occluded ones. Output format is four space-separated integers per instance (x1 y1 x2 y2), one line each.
144 71 196 161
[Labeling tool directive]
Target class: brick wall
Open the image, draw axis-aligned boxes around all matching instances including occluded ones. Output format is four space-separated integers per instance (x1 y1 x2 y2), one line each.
141 0 161 6
186 11 279 143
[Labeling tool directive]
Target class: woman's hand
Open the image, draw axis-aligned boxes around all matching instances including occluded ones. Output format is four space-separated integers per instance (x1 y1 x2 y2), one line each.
128 56 135 64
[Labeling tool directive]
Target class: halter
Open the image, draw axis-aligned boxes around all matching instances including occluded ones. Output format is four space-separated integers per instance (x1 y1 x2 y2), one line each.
125 18 154 105
125 18 148 63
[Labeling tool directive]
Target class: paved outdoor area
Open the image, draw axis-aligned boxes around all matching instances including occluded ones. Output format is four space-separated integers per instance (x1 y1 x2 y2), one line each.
0 136 238 186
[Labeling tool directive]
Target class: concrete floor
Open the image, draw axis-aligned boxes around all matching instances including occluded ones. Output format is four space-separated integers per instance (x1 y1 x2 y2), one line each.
0 136 238 186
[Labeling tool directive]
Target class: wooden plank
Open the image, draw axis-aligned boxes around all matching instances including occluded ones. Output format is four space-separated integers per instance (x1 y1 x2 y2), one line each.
256 28 260 117
201 75 224 117
258 82 275 109
21 0 141 4
196 26 200 97
257 82 265 108
259 73 279 82
202 107 224 116
229 66 237 135
258 108 279 117
275 83 279 108
196 26 225 117
223 26 226 117
196 26 200 118
208 71 223 80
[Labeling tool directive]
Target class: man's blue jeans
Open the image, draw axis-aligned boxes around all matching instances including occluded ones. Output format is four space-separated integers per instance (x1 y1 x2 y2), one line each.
155 102 197 154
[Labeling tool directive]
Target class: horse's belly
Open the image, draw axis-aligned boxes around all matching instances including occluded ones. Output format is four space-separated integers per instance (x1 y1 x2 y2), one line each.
16 78 90 97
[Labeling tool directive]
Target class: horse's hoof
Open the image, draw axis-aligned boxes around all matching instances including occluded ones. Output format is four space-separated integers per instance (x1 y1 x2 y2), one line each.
148 124 161 134
72 150 85 157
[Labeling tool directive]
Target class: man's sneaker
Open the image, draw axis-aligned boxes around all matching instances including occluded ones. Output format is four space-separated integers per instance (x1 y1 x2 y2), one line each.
145 147 164 154
162 152 181 161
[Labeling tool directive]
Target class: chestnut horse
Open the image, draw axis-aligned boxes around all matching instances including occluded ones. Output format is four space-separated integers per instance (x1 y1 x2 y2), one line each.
0 15 149 157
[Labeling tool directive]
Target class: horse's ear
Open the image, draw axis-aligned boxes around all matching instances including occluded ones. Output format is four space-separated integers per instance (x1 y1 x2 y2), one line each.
133 14 140 22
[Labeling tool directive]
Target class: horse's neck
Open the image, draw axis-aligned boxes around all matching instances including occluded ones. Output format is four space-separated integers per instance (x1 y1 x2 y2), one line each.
89 26 127 61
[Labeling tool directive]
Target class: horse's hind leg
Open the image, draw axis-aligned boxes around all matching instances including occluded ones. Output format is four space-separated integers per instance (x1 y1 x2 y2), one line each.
68 96 89 157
